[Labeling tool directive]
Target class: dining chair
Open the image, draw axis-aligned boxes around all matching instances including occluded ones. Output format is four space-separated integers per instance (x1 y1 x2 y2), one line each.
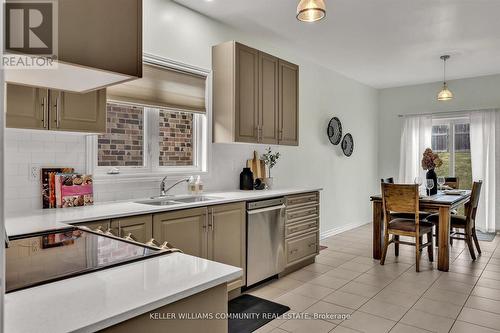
380 183 434 272
427 181 482 260
381 178 431 219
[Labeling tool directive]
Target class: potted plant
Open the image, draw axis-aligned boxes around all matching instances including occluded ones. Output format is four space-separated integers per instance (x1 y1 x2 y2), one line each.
421 148 443 195
262 147 281 190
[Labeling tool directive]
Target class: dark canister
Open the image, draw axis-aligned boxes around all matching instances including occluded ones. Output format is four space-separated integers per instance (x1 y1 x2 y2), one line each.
239 167 254 190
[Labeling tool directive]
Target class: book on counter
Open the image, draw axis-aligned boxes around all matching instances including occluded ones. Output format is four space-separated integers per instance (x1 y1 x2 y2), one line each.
54 173 94 208
41 168 75 209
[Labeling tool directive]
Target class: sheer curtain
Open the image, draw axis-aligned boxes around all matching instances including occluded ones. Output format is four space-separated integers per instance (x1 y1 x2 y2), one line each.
470 109 497 232
398 115 432 183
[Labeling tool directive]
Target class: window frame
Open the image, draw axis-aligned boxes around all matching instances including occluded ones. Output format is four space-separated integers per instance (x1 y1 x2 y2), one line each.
431 116 470 177
86 54 212 182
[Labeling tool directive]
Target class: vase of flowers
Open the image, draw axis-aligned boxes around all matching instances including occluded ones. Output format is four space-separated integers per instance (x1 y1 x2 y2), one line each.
262 147 281 190
421 148 443 195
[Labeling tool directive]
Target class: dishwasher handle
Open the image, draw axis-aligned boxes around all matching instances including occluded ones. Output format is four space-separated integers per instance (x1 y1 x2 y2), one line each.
247 204 286 215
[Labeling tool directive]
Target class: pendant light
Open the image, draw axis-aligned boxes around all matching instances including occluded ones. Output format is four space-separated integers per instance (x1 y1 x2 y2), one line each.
297 0 326 22
437 55 454 101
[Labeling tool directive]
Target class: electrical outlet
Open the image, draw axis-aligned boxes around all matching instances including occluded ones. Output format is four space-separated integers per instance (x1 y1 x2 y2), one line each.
30 166 40 183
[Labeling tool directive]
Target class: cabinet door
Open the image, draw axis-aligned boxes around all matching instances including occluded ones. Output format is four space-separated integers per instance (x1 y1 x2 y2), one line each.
6 84 49 130
235 43 259 143
208 203 246 290
111 215 153 244
259 52 279 144
153 208 208 258
278 60 299 146
50 89 106 133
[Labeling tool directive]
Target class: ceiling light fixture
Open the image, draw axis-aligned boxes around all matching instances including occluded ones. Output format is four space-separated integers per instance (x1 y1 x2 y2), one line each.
297 0 326 23
437 55 454 101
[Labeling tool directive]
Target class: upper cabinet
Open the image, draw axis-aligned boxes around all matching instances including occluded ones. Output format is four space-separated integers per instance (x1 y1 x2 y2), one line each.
5 0 142 93
6 83 107 133
212 41 299 146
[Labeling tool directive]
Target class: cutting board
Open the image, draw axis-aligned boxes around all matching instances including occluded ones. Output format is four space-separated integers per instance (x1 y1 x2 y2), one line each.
247 151 266 179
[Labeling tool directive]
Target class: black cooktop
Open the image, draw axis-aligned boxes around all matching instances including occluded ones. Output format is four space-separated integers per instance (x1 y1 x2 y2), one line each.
6 227 165 293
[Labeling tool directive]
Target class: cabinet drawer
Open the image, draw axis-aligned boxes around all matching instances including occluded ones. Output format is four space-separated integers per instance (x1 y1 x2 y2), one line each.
286 204 319 223
286 231 318 265
286 192 319 208
286 218 318 238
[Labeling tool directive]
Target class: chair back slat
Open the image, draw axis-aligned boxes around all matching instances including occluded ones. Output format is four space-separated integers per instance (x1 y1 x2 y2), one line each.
381 183 419 214
465 181 482 221
444 177 459 189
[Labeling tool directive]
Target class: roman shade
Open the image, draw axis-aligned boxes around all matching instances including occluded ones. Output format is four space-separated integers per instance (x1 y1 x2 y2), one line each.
107 63 206 113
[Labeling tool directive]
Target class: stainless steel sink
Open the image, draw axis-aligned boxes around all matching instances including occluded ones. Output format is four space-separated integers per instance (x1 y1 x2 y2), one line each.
134 196 221 206
134 199 181 206
173 196 221 203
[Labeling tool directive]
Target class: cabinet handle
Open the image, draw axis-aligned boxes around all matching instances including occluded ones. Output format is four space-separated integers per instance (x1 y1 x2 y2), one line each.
55 93 61 128
308 243 316 248
278 128 283 141
290 248 298 254
211 209 215 231
41 96 48 128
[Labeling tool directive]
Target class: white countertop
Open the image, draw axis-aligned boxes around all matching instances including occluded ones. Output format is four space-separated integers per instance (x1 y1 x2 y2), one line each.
5 252 242 333
6 188 322 237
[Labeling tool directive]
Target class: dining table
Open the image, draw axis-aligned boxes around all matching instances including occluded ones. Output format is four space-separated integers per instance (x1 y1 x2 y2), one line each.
370 190 471 271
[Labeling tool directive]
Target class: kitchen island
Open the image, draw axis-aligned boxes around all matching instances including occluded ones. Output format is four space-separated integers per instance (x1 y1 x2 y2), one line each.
5 251 241 333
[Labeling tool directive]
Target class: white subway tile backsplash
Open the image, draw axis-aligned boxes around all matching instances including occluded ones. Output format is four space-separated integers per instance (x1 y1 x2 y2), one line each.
4 130 249 214
5 129 87 214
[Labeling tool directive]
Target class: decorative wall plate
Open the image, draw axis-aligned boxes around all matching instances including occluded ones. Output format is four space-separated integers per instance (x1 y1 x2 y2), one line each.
341 133 354 157
327 117 342 145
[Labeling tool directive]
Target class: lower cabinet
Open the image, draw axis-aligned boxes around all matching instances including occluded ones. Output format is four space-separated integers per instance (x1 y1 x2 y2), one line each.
207 203 246 290
152 207 208 258
284 192 320 268
152 203 246 291
110 214 153 244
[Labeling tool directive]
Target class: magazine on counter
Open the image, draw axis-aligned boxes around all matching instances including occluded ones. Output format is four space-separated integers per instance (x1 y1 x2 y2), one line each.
54 174 94 208
41 168 75 209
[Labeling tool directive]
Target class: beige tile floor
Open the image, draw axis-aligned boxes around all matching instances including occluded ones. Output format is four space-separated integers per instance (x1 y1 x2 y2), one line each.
245 223 500 333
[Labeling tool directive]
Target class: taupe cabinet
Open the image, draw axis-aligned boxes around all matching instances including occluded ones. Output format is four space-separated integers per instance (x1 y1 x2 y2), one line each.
6 83 106 133
285 192 320 267
153 207 208 258
153 203 246 290
5 0 142 93
212 41 299 146
111 215 153 244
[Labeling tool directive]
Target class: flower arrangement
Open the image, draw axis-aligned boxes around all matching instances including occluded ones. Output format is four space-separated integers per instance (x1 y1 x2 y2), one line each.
421 148 443 170
262 147 281 177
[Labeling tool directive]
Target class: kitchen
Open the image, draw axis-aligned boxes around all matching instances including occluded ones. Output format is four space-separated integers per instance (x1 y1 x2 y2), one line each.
3 0 500 333
2 0 331 332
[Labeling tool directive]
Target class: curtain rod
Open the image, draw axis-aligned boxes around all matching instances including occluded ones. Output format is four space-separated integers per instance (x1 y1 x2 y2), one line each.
397 108 498 118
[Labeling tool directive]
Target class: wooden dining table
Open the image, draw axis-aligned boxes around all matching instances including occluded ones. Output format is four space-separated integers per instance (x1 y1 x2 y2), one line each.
370 191 471 271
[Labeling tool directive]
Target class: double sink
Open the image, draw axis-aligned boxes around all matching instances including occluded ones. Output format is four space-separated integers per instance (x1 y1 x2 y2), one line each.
135 195 222 207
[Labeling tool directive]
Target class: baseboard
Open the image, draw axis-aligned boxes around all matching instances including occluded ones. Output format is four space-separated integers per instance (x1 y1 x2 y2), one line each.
320 221 370 240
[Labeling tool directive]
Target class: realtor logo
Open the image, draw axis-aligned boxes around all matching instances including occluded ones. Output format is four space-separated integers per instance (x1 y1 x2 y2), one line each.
5 1 53 55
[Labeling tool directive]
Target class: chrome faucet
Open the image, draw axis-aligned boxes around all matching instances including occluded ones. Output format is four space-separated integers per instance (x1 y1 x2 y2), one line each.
160 176 190 197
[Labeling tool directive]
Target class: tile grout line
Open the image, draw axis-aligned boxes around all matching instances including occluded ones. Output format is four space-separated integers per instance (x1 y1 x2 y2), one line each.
449 238 500 332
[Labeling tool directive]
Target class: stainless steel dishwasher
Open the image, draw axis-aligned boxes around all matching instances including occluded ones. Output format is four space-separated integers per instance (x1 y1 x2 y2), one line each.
246 197 286 287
